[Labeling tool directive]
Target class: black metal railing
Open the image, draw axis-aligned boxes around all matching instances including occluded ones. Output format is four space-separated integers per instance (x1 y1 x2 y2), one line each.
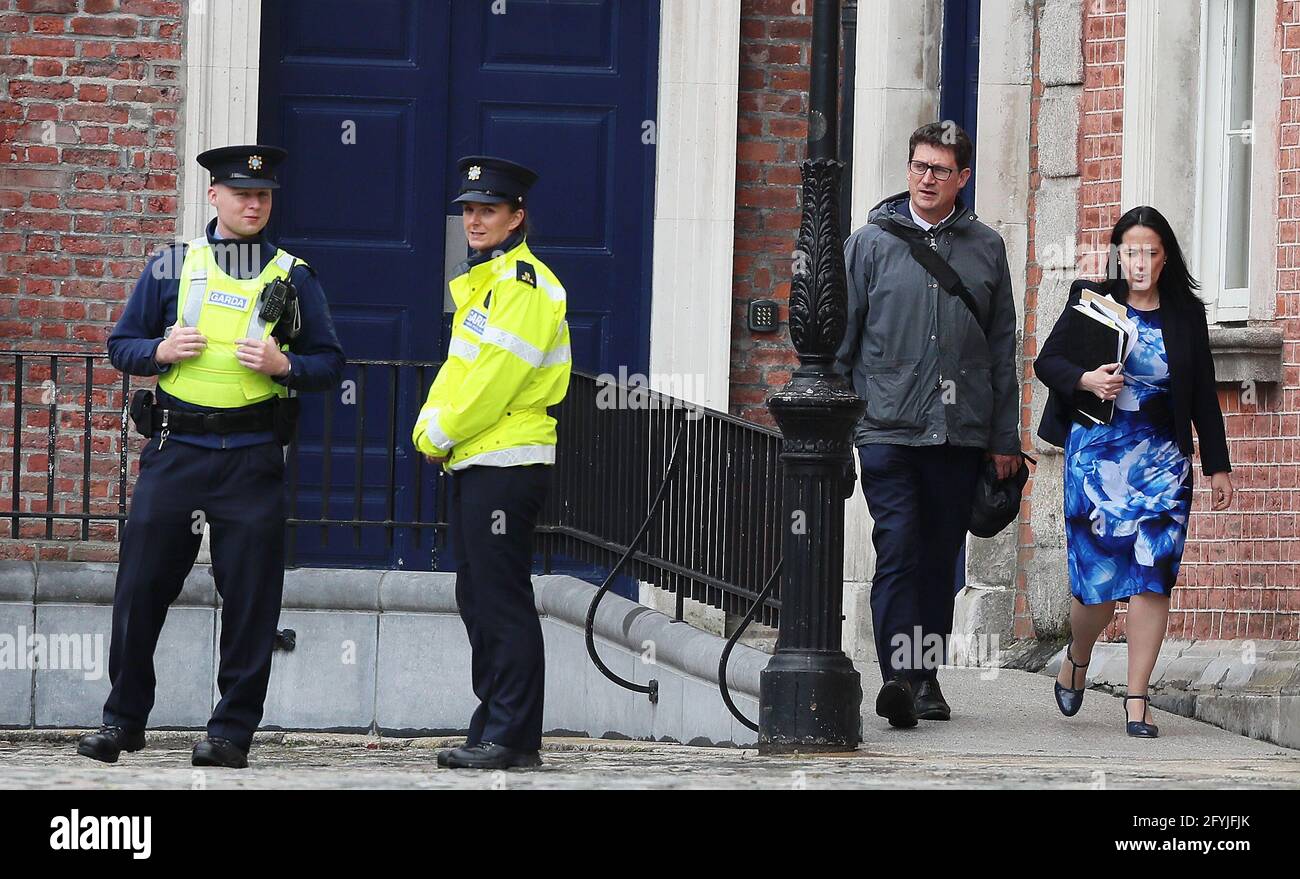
0 351 131 542
0 351 784 625
545 373 783 627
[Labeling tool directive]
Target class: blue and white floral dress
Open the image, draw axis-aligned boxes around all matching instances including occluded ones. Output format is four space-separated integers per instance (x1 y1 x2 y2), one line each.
1064 305 1192 605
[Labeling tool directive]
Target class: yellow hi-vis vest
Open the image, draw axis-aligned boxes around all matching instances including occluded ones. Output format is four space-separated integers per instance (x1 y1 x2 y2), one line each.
157 236 299 408
413 239 571 470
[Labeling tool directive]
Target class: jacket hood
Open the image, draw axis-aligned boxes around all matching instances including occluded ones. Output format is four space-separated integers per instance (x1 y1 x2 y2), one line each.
867 191 972 233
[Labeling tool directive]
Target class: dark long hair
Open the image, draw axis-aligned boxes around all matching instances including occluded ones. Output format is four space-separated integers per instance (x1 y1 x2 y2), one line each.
1102 205 1204 315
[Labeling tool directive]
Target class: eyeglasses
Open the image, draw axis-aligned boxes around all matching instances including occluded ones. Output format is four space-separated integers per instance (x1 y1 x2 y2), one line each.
907 160 956 182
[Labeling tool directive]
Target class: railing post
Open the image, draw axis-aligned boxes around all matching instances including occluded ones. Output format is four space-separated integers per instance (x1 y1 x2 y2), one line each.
759 0 865 753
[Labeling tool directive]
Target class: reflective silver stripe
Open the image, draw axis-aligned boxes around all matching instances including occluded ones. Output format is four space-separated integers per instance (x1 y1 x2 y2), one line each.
248 253 297 338
448 336 480 362
179 240 209 327
536 276 565 302
448 444 555 471
541 343 570 367
487 269 564 302
415 408 454 450
482 325 544 368
539 320 569 367
246 309 270 340
181 273 206 328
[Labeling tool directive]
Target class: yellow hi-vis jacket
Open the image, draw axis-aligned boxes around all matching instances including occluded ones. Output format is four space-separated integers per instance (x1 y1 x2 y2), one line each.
413 238 571 470
157 236 297 408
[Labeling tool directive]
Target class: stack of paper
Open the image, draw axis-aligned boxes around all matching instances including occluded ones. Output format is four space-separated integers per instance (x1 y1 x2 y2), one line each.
1067 289 1135 425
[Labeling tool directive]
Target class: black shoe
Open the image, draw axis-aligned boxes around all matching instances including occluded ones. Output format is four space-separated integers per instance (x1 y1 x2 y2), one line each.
914 677 951 721
77 726 145 764
875 675 918 728
191 736 249 769
436 740 479 768
1053 640 1089 717
1123 694 1159 738
443 742 542 770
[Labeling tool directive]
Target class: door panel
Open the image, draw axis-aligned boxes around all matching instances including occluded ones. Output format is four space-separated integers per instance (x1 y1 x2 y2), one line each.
259 0 659 572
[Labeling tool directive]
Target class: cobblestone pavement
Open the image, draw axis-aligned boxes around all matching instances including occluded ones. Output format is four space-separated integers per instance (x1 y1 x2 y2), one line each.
6 670 1297 789
3 730 1298 789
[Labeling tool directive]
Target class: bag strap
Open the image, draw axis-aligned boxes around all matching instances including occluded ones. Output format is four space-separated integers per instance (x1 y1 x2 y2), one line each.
870 216 990 335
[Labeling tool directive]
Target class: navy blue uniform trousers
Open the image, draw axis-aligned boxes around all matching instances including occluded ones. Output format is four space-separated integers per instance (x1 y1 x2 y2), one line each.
857 442 982 683
103 437 286 751
450 464 551 752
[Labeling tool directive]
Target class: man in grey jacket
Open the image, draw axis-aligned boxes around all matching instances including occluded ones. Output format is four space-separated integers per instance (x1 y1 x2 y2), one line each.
835 122 1021 729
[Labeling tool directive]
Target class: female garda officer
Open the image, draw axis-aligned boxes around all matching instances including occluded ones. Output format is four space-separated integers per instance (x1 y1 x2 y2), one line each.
413 156 571 770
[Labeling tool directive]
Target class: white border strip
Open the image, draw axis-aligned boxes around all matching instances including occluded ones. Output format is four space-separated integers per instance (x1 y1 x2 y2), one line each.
648 0 741 411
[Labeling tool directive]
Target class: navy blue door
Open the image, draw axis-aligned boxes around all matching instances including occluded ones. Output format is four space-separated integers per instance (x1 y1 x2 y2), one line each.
446 0 658 376
940 0 980 207
258 0 659 570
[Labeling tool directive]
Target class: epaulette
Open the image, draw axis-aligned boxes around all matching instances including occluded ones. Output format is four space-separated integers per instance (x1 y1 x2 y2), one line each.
516 260 537 288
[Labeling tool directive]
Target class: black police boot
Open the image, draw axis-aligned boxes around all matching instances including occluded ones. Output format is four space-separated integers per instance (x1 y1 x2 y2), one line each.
443 742 542 770
875 674 918 728
914 676 952 721
77 726 146 764
191 736 249 769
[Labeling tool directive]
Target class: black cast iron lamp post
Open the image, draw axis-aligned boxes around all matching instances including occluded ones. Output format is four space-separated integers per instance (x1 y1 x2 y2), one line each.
758 0 865 753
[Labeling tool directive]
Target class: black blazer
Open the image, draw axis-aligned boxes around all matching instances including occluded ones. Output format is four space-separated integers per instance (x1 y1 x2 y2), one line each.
1034 279 1231 476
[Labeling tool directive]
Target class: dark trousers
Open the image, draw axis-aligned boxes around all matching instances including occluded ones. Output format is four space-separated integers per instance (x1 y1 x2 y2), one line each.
450 464 551 751
103 438 286 751
857 442 982 684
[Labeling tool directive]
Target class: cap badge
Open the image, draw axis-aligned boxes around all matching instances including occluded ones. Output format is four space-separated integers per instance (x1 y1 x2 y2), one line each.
468 165 482 181
248 155 263 171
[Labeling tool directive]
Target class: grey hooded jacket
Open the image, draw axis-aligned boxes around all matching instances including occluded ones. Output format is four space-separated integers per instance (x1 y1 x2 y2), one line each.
834 193 1021 454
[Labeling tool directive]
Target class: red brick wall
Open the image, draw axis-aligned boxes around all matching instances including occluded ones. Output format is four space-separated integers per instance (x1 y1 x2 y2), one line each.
1271 0 1300 641
1076 0 1126 279
730 0 810 425
1023 0 1300 642
0 0 183 561
1105 1 1300 642
1176 0 1299 641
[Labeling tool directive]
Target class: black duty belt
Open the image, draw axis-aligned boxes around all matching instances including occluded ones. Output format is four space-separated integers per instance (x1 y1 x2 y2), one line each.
130 389 297 442
152 405 276 435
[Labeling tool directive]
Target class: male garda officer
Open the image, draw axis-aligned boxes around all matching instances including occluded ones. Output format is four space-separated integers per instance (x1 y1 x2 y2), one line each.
78 145 345 768
415 156 571 770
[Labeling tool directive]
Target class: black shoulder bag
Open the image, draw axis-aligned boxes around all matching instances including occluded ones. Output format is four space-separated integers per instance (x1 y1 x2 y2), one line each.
869 215 989 334
867 215 1034 538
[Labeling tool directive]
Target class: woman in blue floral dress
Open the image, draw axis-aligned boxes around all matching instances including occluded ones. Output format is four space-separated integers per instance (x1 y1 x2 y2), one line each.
1035 206 1234 737
1065 304 1191 605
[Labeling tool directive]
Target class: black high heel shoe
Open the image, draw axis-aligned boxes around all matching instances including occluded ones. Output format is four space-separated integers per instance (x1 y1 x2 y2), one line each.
1123 694 1159 737
1053 641 1089 717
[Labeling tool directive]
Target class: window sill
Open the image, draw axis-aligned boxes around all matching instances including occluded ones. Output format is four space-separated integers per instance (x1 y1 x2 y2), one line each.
1207 324 1284 383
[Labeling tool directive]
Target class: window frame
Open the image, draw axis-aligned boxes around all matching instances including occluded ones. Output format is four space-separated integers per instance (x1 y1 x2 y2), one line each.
1194 0 1257 323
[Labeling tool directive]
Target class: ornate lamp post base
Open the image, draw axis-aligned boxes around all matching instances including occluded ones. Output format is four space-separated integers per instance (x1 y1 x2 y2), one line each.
760 652 862 752
757 0 862 755
760 360 864 753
